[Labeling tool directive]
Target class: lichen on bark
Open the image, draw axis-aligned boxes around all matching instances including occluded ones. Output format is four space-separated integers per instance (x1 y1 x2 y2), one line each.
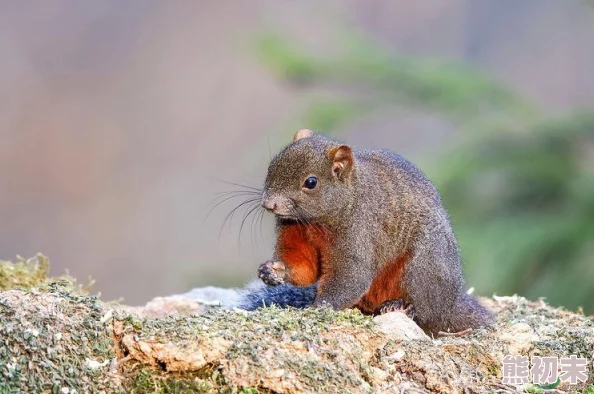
1 256 593 394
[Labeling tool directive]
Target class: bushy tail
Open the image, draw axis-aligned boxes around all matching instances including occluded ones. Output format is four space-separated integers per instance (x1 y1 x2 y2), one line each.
238 282 316 310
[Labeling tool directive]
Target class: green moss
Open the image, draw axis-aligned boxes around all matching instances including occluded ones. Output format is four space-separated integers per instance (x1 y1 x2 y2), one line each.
120 306 375 393
0 254 92 294
525 385 544 394
119 306 373 393
0 254 50 291
238 388 260 394
128 367 213 394
2 256 592 392
0 284 120 393
488 364 500 376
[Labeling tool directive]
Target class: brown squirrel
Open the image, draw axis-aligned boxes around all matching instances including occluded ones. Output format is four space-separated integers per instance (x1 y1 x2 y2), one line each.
240 129 493 335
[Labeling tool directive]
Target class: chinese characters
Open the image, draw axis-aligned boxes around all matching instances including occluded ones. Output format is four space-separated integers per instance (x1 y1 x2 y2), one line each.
502 355 588 386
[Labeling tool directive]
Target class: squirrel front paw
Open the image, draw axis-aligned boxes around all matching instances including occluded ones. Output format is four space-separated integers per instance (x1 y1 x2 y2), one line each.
258 260 287 286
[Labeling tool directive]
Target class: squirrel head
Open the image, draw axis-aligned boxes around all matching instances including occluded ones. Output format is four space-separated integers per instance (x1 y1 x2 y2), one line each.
261 129 355 222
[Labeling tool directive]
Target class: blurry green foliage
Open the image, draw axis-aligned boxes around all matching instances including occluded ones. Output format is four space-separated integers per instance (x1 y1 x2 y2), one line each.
299 99 367 132
256 32 536 121
441 114 594 311
256 32 594 312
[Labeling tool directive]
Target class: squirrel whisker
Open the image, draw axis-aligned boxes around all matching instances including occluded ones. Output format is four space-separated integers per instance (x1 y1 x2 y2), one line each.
215 179 263 192
219 197 262 244
238 202 262 248
205 191 261 222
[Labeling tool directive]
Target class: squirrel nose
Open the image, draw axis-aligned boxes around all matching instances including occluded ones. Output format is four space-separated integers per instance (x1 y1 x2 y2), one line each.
262 198 277 212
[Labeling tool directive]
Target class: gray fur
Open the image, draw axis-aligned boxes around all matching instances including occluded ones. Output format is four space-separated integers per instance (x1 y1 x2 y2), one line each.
251 132 493 334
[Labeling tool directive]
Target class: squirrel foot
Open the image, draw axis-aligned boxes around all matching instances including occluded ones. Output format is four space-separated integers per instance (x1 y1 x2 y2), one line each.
375 299 416 319
437 328 473 337
258 260 287 286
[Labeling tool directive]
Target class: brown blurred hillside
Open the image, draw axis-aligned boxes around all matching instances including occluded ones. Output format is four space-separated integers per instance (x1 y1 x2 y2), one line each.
1 1 593 304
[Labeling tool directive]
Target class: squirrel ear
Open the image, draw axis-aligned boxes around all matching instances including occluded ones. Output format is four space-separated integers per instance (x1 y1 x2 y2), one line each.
328 145 353 178
293 129 314 142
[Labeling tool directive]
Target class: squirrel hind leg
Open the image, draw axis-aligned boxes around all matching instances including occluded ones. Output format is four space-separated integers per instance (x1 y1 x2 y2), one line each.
427 293 494 336
374 299 416 320
451 293 494 330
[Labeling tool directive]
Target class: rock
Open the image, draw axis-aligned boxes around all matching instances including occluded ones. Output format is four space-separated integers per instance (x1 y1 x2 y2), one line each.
372 311 430 340
129 295 207 318
127 286 242 318
178 286 242 308
500 322 539 354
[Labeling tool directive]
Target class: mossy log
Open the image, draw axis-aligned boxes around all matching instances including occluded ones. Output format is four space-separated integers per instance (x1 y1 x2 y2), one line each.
1 256 592 393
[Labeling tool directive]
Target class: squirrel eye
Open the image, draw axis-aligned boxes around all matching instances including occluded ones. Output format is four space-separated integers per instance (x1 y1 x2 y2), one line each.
303 176 318 190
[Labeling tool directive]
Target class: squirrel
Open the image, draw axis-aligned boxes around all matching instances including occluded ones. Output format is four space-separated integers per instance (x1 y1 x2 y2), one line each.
239 129 493 335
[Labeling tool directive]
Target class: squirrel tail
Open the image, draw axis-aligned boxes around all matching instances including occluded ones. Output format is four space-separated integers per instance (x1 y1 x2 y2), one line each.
238 282 316 310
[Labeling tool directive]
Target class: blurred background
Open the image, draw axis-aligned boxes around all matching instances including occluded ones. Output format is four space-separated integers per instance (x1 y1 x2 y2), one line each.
1 1 593 312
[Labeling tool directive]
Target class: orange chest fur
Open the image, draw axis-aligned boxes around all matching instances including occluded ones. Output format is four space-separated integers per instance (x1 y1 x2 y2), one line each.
276 223 409 313
276 223 332 286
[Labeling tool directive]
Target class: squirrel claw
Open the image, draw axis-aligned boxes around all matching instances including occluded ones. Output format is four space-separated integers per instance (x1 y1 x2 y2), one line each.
437 328 473 337
258 260 286 286
376 299 416 319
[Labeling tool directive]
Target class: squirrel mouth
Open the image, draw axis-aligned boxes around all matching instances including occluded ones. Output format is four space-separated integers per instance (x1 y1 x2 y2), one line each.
275 212 302 222
275 213 297 220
